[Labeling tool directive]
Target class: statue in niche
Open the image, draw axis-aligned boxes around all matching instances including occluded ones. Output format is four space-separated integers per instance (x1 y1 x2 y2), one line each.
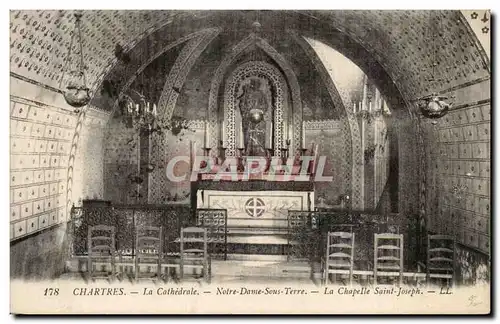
237 78 272 156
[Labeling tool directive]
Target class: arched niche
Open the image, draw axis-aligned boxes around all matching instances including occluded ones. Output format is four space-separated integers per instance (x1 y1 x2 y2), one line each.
222 61 289 157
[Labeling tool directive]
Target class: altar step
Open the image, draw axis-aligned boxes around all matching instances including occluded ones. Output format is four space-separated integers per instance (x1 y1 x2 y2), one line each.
225 234 289 245
225 227 288 235
217 233 300 257
226 254 288 261
211 260 317 279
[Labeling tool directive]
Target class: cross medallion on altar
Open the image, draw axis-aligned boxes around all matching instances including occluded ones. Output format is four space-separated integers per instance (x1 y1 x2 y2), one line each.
244 198 266 217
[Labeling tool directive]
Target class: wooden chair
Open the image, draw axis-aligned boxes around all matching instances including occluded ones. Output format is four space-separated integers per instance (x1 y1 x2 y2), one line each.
424 234 456 287
134 226 163 282
323 231 355 285
87 225 117 282
374 233 404 286
179 227 210 283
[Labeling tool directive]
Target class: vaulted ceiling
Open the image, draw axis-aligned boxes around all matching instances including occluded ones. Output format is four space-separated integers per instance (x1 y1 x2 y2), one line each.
10 10 490 117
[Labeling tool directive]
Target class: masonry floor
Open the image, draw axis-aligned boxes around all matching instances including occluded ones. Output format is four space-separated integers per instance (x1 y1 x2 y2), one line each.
60 259 319 284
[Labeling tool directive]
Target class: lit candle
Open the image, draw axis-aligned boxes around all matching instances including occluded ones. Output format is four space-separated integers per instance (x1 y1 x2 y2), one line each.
239 123 244 148
302 123 306 148
146 102 150 114
204 121 209 147
353 102 357 114
369 102 372 113
269 121 273 148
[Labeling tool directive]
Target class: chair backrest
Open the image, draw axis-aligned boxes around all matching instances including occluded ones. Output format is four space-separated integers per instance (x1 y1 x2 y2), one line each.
427 234 455 272
374 233 404 272
136 226 162 255
180 227 207 243
88 225 115 255
326 231 355 264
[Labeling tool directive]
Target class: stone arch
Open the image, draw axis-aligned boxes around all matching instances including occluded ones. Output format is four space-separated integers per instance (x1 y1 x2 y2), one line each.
207 33 303 151
290 32 364 209
148 28 221 202
107 29 212 117
157 28 221 120
223 61 288 156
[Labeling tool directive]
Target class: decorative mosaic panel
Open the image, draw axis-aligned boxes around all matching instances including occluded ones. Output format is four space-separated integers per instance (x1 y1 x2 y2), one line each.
308 10 490 101
422 92 490 255
9 11 195 93
10 97 78 241
69 204 192 257
149 123 204 204
196 208 228 260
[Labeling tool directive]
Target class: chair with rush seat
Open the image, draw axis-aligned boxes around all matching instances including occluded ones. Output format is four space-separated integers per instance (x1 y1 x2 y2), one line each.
323 231 355 285
87 225 117 282
134 226 163 282
374 233 404 286
179 227 210 283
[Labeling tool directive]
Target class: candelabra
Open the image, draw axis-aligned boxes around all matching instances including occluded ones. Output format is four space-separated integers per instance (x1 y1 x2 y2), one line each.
356 108 387 124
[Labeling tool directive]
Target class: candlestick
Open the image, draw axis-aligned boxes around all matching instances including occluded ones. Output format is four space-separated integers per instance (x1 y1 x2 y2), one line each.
280 148 289 163
267 121 273 149
202 147 212 156
218 140 226 165
220 121 225 146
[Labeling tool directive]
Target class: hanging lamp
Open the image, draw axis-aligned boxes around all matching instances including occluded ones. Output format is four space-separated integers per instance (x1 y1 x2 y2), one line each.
417 13 451 119
62 12 90 108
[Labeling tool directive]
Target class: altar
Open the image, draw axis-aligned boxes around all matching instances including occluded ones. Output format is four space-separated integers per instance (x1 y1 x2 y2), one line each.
196 189 314 228
192 179 315 257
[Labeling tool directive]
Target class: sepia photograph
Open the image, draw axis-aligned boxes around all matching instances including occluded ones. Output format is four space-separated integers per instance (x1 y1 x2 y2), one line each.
8 8 491 315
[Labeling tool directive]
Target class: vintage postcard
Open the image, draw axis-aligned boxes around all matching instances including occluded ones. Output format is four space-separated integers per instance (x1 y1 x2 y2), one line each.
9 9 490 314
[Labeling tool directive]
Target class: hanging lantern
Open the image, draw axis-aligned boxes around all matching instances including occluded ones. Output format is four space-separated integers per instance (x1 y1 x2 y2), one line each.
62 13 90 108
417 16 452 120
418 95 451 119
64 77 90 107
